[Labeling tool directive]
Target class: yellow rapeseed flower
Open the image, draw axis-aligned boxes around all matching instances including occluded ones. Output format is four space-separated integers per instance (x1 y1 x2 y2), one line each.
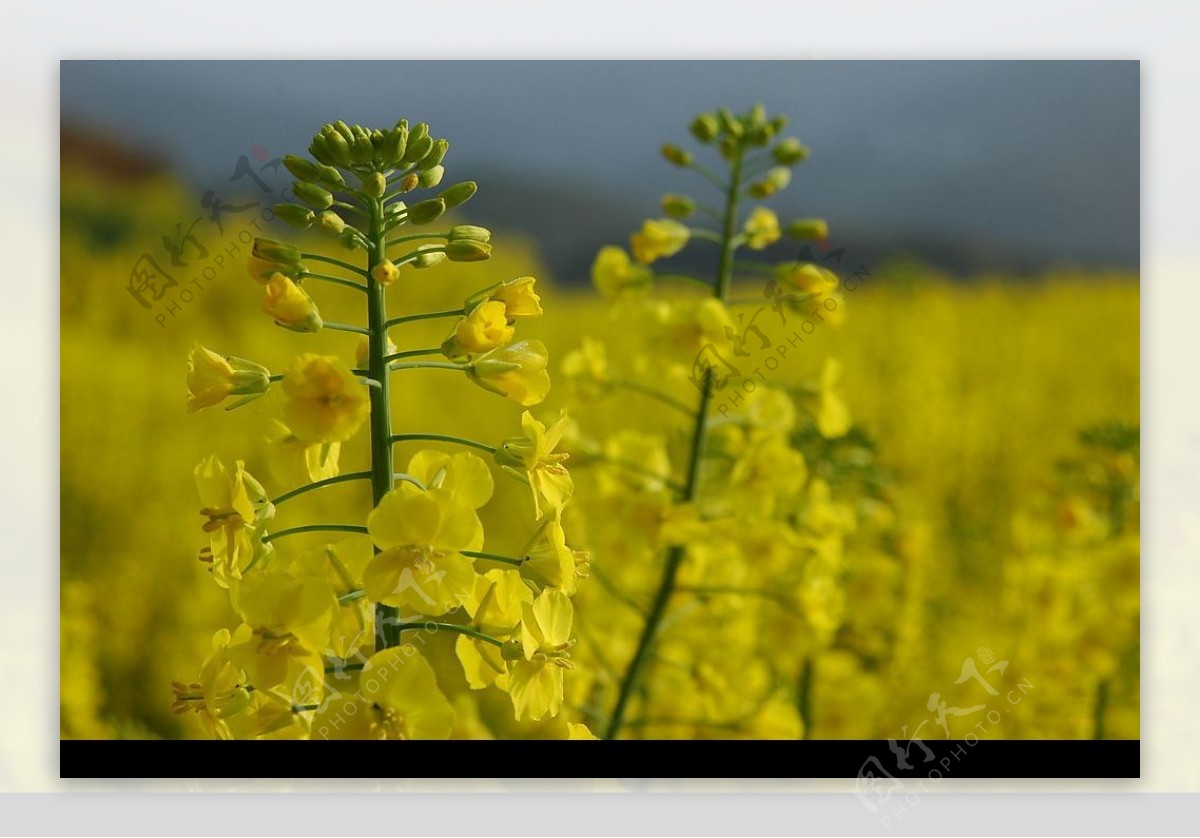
468 340 551 406
743 206 781 250
509 589 574 721
264 419 341 488
484 275 543 319
186 344 271 412
262 272 323 332
495 410 573 517
442 300 514 359
362 482 481 615
194 455 273 587
630 219 690 265
312 648 454 740
281 354 370 444
591 246 652 296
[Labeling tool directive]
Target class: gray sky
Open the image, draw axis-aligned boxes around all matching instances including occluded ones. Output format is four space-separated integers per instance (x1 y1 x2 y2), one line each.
60 60 1140 275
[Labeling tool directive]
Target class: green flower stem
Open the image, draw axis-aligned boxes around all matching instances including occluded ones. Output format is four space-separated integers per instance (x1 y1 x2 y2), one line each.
461 550 527 567
331 200 367 217
365 194 400 652
268 374 284 383
687 228 724 244
385 309 464 328
690 162 727 191
301 272 368 292
385 232 449 250
797 656 814 740
392 246 447 266
389 360 469 373
389 433 497 455
605 144 746 741
271 471 372 506
613 378 695 416
383 348 443 363
262 524 369 544
398 621 505 648
300 253 369 279
324 322 370 335
358 377 383 390
338 589 365 604
324 660 365 673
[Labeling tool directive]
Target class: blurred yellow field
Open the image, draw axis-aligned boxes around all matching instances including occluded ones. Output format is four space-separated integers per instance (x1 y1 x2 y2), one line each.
60 109 1138 743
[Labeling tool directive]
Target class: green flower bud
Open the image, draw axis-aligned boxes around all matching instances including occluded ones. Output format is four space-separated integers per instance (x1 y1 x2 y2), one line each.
719 135 739 159
771 115 788 134
717 108 738 134
283 154 321 182
786 218 829 241
772 138 810 165
661 144 693 167
448 224 491 243
401 135 433 166
323 130 353 167
362 171 387 199
350 126 374 164
748 103 767 129
413 248 447 269
748 167 791 198
417 165 445 188
333 121 355 142
661 193 696 219
252 237 302 266
226 354 273 398
410 122 430 143
338 228 362 251
440 181 478 209
316 164 345 188
308 135 334 166
293 181 334 210
319 210 346 236
273 203 315 229
499 639 524 661
407 197 446 225
380 126 408 165
690 113 719 143
445 240 492 262
417 138 448 170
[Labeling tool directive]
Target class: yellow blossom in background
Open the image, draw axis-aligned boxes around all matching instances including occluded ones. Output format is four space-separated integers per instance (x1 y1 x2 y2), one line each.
814 358 851 439
280 354 370 444
743 206 781 249
468 340 551 406
591 246 653 297
262 272 323 333
630 219 690 264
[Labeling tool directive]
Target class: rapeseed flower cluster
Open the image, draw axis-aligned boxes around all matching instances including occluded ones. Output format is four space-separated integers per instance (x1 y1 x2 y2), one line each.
176 120 587 738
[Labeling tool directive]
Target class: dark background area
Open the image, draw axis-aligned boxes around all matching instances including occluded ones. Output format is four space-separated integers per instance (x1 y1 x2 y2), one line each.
60 60 1140 281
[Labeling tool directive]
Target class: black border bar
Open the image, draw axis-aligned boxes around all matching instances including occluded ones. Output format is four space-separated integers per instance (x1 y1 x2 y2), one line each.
61 739 1138 779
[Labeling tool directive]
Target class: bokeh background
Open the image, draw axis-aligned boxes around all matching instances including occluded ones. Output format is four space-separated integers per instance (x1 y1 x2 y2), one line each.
60 60 1139 740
